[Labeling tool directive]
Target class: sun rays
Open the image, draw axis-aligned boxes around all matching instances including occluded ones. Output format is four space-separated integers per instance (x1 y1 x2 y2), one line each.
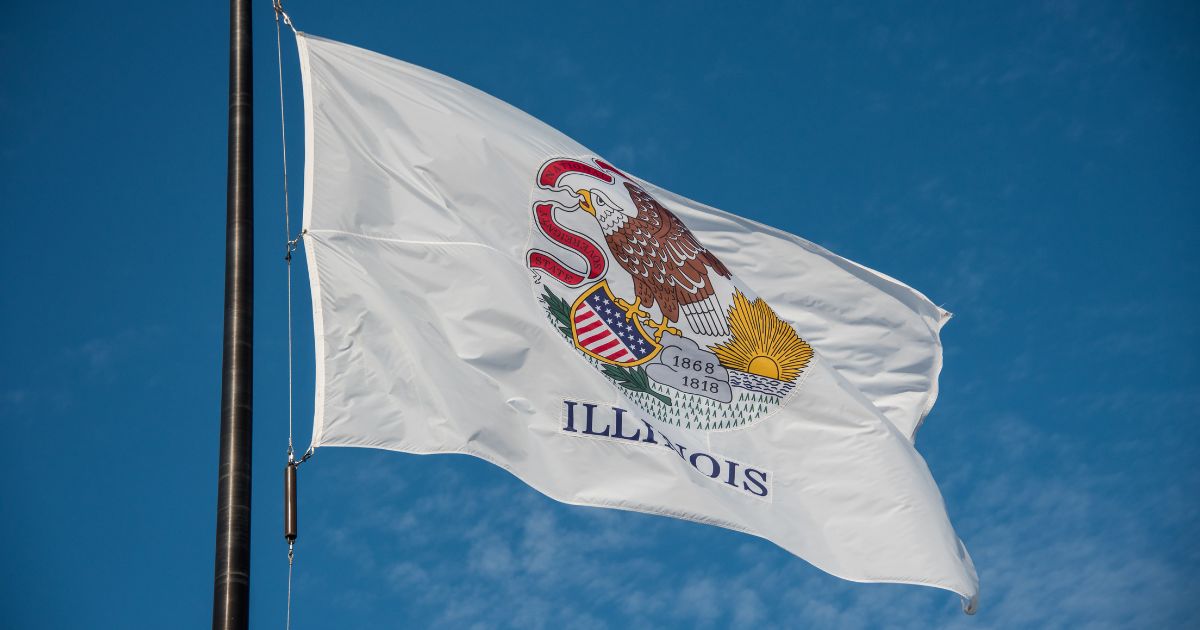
709 290 812 382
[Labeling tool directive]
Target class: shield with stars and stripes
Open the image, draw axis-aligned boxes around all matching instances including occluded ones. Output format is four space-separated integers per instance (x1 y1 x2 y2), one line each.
570 281 662 366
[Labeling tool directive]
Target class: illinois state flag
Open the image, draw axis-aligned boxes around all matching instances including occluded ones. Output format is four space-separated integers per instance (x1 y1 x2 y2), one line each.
296 32 979 607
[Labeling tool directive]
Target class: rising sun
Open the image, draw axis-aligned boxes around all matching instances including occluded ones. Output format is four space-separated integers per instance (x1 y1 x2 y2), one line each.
709 290 813 382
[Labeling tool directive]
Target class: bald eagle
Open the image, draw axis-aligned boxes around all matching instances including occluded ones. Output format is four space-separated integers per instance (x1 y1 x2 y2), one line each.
575 181 732 337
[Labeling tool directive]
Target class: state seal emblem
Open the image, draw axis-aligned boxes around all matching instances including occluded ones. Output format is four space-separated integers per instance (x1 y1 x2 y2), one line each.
525 157 814 431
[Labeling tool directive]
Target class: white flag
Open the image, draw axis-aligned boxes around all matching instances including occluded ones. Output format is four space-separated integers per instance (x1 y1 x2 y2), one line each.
297 33 978 606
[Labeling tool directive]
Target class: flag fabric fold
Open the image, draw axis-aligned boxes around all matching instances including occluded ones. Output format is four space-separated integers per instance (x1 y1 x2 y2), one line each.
297 32 978 604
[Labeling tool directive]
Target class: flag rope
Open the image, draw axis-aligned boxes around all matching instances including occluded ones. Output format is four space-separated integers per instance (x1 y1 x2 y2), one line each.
274 0 296 461
273 2 305 629
286 544 296 630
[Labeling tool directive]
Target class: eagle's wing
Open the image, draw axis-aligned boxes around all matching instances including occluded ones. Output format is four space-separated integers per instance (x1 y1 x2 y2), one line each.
623 182 732 335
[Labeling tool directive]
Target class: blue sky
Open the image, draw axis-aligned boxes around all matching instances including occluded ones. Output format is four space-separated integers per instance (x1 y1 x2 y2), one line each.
2 1 1197 628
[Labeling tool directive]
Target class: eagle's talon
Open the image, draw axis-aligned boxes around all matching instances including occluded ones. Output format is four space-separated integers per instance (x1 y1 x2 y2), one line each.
647 316 680 342
614 296 650 322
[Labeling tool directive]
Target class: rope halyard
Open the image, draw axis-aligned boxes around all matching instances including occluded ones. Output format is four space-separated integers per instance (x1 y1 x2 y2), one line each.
274 2 302 629
275 0 296 462
286 540 296 630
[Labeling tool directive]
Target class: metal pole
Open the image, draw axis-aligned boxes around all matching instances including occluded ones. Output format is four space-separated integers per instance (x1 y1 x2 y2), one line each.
213 0 253 627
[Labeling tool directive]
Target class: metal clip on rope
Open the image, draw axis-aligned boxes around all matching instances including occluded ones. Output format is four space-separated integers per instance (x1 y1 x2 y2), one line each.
274 0 298 34
285 233 302 262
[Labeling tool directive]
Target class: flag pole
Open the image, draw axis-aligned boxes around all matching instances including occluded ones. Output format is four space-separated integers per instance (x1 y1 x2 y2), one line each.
213 0 254 627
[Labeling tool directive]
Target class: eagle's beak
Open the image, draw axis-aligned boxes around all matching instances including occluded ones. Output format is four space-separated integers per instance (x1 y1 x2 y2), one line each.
575 189 596 216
